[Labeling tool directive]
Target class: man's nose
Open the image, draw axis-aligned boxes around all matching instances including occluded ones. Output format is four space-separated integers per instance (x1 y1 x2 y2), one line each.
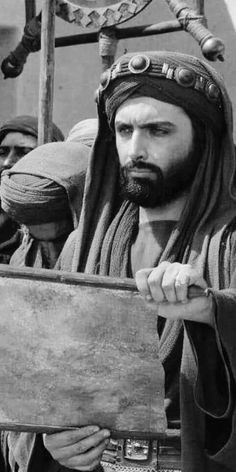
2 150 19 170
128 131 148 162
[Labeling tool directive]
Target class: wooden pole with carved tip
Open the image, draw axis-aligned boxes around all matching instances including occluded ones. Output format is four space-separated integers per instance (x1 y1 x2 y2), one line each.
25 0 36 22
195 0 205 16
38 0 56 145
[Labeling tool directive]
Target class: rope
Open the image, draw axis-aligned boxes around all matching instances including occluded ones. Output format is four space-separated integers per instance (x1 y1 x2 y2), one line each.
99 28 118 57
178 11 212 46
178 14 205 28
165 0 212 46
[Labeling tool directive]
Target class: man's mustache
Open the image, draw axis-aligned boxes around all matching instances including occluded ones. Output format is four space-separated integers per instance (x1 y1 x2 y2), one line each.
123 161 160 173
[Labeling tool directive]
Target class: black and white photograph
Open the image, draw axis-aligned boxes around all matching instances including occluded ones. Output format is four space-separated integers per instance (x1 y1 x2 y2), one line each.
0 1 236 471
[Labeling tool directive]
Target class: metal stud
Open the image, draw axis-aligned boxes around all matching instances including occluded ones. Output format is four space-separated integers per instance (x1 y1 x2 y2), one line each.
206 82 221 101
128 54 150 74
175 67 196 88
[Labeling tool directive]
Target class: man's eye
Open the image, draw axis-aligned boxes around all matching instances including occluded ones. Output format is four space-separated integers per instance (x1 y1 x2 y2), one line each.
17 147 33 157
0 148 8 156
148 127 169 136
117 126 132 136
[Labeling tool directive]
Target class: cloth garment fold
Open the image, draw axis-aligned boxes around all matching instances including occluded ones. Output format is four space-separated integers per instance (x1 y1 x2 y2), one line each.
66 118 98 147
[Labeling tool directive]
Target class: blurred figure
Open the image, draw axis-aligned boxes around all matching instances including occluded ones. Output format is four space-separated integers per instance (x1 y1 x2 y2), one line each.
66 118 98 147
1 141 89 269
0 115 64 174
0 115 64 264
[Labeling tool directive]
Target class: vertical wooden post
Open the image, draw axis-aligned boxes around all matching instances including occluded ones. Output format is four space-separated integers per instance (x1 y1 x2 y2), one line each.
25 0 36 23
38 0 56 145
195 0 204 16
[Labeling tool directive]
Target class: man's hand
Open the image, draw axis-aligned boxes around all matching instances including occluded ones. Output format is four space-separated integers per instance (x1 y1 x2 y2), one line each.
135 261 215 327
43 425 110 471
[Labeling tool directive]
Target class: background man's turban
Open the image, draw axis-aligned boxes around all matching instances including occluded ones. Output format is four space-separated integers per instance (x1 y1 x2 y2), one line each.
0 115 64 143
66 118 98 148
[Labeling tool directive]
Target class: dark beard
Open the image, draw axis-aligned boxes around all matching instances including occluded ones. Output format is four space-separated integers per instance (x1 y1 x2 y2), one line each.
119 148 200 208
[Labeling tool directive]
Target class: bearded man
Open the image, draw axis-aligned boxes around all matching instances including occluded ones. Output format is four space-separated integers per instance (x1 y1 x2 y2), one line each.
2 51 236 472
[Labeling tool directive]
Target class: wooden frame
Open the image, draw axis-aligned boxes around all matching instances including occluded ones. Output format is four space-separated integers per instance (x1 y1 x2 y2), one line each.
56 0 153 29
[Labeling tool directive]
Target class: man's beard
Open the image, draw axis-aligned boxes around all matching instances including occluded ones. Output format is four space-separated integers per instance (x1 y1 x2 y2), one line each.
119 149 200 208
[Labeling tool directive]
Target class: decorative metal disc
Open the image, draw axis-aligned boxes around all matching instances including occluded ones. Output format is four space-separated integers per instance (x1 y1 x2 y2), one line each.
56 0 153 29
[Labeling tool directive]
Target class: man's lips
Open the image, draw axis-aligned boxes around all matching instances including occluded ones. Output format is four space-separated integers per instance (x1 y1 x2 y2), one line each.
127 167 157 179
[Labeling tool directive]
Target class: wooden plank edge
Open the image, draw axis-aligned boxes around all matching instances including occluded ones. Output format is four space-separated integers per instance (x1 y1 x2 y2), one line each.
0 422 178 439
0 264 207 298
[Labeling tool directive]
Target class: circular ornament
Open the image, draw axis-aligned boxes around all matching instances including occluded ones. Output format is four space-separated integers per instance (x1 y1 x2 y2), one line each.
56 0 153 29
175 67 196 88
206 82 221 102
128 54 150 74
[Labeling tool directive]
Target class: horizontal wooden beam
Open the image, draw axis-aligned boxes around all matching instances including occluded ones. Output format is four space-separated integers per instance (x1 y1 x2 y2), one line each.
0 264 206 298
55 20 182 48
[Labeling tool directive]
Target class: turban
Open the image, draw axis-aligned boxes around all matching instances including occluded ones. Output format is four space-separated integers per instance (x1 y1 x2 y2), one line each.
1 141 89 227
0 115 64 143
97 51 224 133
66 118 98 147
2 174 71 225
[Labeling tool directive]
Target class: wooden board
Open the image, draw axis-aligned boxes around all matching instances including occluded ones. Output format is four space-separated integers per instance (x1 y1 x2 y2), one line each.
0 265 166 437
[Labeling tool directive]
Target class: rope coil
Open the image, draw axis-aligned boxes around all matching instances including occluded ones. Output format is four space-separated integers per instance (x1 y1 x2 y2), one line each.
99 29 118 58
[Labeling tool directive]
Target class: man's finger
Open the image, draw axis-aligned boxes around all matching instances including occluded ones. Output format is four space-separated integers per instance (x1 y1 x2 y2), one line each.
54 430 110 461
43 426 101 448
135 268 153 300
174 271 191 302
147 264 170 302
62 439 109 470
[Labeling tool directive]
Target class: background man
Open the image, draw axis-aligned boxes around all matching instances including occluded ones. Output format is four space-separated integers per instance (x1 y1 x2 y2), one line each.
1 141 90 269
0 115 64 174
3 51 236 472
0 115 64 263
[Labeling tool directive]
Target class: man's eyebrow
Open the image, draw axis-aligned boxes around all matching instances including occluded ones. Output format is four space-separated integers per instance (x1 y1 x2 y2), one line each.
114 120 131 127
114 120 176 128
140 121 176 129
16 145 34 149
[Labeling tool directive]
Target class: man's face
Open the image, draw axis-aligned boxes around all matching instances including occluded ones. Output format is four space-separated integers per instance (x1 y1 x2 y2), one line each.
0 131 37 175
114 96 198 208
